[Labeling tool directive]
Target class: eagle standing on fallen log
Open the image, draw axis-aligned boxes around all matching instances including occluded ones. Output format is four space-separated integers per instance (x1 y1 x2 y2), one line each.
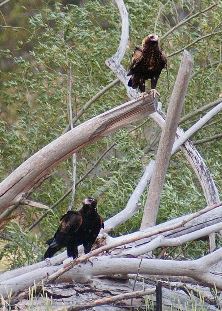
44 197 104 259
127 34 167 92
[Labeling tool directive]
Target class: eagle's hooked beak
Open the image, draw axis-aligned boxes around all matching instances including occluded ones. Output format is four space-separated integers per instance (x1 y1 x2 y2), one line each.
83 197 96 206
149 34 158 42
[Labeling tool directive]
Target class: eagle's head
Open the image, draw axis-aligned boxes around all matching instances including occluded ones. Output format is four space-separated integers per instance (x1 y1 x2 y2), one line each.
82 197 97 211
142 34 159 47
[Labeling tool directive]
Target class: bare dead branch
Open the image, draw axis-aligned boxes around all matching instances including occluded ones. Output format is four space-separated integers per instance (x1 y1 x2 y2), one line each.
56 288 155 311
122 222 222 257
104 160 155 232
63 250 222 289
152 110 220 206
140 51 193 229
109 0 129 64
172 101 222 153
0 0 11 7
2 247 222 298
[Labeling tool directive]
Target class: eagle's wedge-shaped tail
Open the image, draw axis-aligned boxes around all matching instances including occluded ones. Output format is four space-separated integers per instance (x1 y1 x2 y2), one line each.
128 75 145 92
44 238 62 259
43 211 82 259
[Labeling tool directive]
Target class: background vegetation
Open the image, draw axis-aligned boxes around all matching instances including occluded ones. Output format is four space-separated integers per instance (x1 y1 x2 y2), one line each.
0 0 221 268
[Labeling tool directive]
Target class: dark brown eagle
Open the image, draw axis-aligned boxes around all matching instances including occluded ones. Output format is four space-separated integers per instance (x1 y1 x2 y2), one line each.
127 34 167 92
44 197 104 259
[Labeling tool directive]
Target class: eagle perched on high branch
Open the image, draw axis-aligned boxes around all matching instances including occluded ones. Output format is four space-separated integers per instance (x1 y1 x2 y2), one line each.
127 34 167 92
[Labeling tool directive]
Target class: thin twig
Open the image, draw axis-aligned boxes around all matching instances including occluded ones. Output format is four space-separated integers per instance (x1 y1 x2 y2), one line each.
168 31 222 58
0 25 28 32
0 0 11 7
63 78 119 133
161 3 217 41
67 64 76 211
194 133 222 145
154 2 165 34
130 258 143 310
180 98 222 124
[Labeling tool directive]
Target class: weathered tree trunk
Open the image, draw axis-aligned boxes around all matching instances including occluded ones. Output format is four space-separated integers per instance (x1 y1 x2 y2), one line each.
140 51 193 229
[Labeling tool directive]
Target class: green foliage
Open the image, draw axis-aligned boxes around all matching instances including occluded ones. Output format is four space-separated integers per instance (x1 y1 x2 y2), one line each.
0 0 222 268
0 222 45 268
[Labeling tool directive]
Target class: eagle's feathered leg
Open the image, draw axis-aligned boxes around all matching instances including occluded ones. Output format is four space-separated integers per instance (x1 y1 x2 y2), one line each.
151 76 158 89
44 243 62 259
139 78 145 92
128 75 141 89
150 76 160 98
67 244 78 258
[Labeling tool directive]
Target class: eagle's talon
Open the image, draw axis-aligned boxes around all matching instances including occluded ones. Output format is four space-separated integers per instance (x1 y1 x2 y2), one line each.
140 91 147 98
149 89 160 98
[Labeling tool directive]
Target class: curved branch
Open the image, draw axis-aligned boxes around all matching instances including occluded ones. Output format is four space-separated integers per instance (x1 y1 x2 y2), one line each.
107 0 129 64
0 0 11 7
173 101 222 153
150 108 221 207
104 160 155 232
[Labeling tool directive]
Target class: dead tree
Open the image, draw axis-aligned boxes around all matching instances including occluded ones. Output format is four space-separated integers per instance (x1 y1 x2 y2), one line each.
0 0 222 310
